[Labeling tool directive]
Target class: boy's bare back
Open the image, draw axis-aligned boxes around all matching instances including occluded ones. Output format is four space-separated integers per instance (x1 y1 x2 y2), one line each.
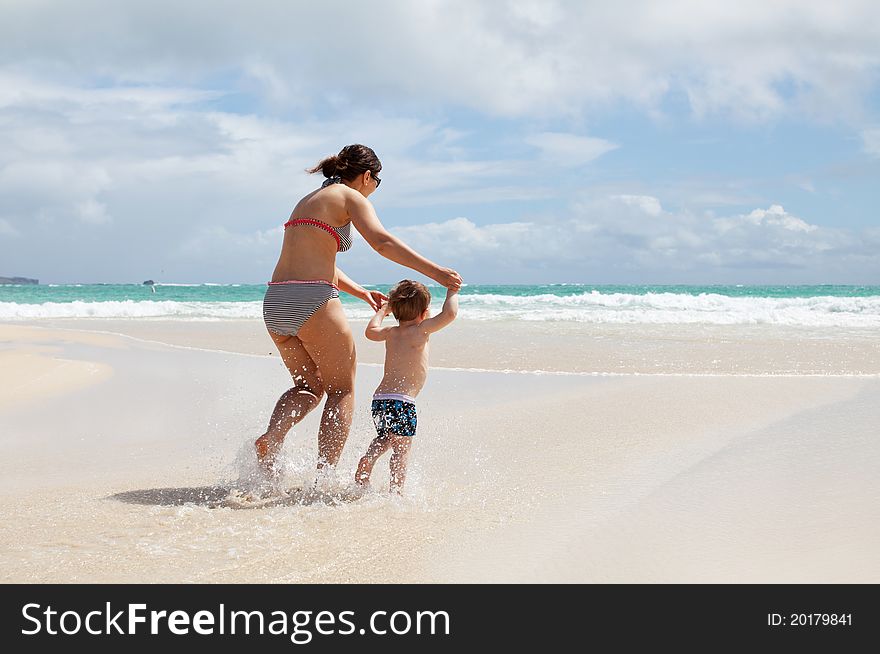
375 321 431 397
365 286 459 398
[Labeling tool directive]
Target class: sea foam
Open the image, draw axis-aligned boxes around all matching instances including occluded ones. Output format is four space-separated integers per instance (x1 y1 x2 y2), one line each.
2 291 880 327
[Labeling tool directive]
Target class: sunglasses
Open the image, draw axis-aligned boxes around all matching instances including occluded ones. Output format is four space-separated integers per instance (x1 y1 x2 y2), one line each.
371 171 381 188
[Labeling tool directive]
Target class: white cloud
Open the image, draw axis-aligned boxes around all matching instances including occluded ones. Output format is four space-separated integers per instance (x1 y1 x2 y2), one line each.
0 71 217 114
525 132 618 166
75 199 112 225
242 58 301 109
863 128 880 157
0 74 569 281
364 198 876 282
584 199 840 269
1 2 878 283
1 1 878 120
738 204 818 233
791 177 816 193
393 217 543 258
611 195 664 217
175 225 280 262
0 217 20 237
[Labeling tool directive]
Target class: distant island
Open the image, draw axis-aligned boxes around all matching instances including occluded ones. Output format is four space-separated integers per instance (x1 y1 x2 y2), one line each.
0 276 38 285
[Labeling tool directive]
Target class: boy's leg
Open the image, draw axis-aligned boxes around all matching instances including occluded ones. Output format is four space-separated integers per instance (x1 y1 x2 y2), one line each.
389 435 412 493
355 434 393 486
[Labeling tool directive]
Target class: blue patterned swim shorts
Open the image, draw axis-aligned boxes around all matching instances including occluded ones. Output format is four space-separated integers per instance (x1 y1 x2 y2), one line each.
371 395 417 438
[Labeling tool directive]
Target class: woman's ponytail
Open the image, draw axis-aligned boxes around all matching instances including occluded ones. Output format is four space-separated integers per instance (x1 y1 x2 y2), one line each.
306 144 381 182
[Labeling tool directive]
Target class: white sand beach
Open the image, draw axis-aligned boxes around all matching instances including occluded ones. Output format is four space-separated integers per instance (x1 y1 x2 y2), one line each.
1 320 878 583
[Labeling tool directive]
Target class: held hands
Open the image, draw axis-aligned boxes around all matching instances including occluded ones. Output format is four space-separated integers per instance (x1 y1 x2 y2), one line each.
372 298 392 316
435 267 463 291
363 289 389 312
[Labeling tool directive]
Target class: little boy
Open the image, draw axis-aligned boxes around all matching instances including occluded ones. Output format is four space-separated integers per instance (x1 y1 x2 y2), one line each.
355 280 459 493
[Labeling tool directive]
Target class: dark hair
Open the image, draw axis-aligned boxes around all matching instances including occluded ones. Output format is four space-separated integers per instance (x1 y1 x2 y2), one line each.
307 144 381 182
388 280 431 322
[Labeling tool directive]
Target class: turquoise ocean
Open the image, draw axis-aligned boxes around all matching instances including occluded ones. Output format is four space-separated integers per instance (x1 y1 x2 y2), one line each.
2 284 879 328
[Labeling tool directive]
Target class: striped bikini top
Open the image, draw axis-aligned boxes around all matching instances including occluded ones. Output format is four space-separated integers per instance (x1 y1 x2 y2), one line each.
283 217 352 252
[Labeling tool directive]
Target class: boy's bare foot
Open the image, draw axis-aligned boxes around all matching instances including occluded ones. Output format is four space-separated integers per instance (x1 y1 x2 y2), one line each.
354 457 371 486
255 433 282 478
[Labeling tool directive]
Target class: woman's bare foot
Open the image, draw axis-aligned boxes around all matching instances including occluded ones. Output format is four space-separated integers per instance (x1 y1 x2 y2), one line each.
255 433 283 478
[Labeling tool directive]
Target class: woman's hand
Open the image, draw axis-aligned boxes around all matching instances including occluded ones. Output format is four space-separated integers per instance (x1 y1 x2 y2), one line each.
434 267 463 291
363 289 388 312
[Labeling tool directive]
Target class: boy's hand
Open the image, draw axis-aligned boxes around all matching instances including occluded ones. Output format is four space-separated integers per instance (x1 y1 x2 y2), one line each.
364 290 388 312
365 300 393 341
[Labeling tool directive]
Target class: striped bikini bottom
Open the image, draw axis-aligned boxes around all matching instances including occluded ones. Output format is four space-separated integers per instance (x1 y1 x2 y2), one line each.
263 280 339 337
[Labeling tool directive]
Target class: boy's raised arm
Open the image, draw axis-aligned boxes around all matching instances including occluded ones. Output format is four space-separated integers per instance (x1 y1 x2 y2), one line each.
421 287 459 334
365 302 393 341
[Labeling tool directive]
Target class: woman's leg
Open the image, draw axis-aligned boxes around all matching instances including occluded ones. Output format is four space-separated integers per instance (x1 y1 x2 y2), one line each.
297 298 357 469
255 331 325 475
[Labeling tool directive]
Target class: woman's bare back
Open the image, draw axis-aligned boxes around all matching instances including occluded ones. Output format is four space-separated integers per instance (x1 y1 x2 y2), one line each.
271 185 353 282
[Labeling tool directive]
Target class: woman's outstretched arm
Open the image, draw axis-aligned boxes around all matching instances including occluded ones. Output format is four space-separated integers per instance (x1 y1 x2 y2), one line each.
335 267 386 311
345 192 462 290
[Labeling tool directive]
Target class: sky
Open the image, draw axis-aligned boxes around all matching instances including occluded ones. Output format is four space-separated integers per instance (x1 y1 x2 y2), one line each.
1 0 879 285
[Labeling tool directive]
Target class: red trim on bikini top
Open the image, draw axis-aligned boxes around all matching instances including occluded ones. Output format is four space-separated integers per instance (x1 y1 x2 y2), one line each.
283 218 342 251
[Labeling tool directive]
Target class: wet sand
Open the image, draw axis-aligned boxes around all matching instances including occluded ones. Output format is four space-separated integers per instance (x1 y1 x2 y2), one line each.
0 322 878 582
24 317 880 375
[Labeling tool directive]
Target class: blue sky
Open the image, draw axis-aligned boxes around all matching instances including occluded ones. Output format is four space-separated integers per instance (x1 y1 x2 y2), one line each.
1 0 878 284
